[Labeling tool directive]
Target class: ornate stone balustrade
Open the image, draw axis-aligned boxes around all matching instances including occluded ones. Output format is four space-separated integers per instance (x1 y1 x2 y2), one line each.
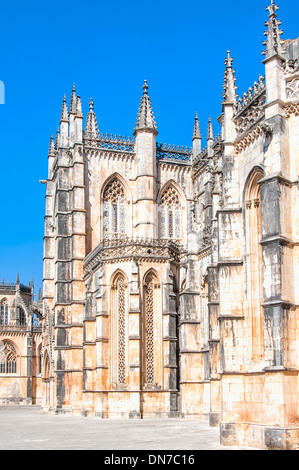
84 236 186 274
234 76 266 135
156 142 192 163
84 133 136 152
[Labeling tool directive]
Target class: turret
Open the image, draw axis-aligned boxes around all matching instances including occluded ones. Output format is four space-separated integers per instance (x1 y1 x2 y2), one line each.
133 80 158 237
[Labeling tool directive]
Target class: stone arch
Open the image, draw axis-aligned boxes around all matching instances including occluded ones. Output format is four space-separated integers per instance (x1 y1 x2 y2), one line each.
0 339 18 374
110 269 129 388
244 167 265 365
157 181 186 241
101 173 132 239
141 269 162 388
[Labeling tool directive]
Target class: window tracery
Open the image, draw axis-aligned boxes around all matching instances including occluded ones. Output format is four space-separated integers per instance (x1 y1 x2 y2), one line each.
143 272 160 387
159 186 181 239
18 307 26 326
116 274 126 385
0 341 17 374
0 301 9 325
103 178 126 236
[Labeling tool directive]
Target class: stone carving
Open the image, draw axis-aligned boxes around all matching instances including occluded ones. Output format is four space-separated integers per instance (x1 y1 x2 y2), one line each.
234 77 266 136
156 142 191 163
286 78 299 99
116 275 126 385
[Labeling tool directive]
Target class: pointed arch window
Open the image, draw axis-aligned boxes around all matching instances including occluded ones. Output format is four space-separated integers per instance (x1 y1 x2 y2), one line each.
103 178 126 236
111 272 128 387
142 271 160 388
0 301 9 325
159 186 181 239
245 169 264 363
0 341 17 374
18 307 26 326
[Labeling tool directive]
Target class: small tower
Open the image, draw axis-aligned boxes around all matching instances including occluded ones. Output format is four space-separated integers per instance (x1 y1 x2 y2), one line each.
133 80 158 238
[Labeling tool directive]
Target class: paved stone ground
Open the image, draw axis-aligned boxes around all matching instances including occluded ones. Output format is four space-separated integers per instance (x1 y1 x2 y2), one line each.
0 406 256 450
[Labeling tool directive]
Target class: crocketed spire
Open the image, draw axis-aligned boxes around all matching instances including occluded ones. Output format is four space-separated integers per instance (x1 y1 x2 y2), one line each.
262 1 285 60
192 112 201 140
60 95 68 122
134 80 157 134
69 83 77 114
207 117 214 140
84 98 99 139
223 50 237 103
48 134 55 155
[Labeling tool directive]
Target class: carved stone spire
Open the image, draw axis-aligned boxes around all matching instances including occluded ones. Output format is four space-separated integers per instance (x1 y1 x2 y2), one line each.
192 112 202 158
262 1 285 60
84 98 99 140
55 126 60 150
223 50 237 103
69 83 77 114
76 95 82 117
48 134 55 155
192 112 201 140
207 116 214 140
60 95 68 122
134 80 157 134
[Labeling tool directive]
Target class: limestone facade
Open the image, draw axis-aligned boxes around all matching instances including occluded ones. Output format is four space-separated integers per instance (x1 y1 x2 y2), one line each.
40 1 299 449
0 277 43 404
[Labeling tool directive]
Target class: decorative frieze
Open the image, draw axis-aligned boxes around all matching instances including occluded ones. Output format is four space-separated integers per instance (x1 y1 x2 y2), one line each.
83 237 185 275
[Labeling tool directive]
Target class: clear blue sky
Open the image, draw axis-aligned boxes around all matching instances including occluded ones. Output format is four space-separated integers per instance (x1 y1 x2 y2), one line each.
0 0 298 295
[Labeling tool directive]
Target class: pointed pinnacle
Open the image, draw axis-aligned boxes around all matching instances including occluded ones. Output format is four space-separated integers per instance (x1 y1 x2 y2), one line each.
223 50 237 102
60 94 68 121
70 83 77 113
55 126 60 150
262 1 285 59
134 80 157 133
76 95 82 117
48 134 55 154
192 112 201 140
84 98 99 139
207 117 214 140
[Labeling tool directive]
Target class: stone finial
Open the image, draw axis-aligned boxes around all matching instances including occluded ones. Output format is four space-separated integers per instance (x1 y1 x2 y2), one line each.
262 1 285 60
207 116 214 140
55 126 60 150
134 80 157 134
223 50 237 103
48 134 55 155
69 83 77 113
84 98 99 140
60 95 68 122
192 112 201 140
38 288 42 302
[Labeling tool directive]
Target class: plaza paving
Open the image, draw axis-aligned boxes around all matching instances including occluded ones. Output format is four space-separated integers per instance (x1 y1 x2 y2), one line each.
0 405 255 450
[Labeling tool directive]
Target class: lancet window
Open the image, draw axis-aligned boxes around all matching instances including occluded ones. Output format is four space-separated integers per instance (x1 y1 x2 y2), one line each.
245 169 264 363
142 272 160 387
103 178 126 236
0 341 17 374
159 186 181 239
111 272 128 387
0 300 9 325
18 307 26 326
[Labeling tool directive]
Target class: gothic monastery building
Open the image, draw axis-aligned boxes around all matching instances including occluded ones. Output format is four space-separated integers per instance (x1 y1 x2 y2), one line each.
1 1 299 450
